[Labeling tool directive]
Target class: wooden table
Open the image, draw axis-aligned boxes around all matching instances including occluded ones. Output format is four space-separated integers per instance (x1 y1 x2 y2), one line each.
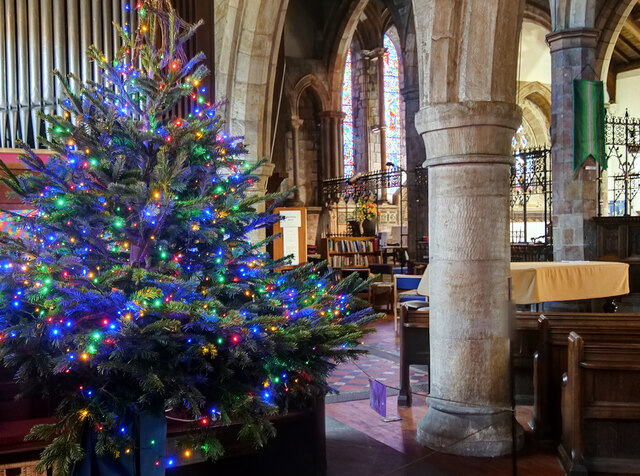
417 261 630 305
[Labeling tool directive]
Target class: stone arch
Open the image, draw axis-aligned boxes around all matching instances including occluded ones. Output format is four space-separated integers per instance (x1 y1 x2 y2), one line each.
524 0 552 31
518 81 552 146
594 0 637 84
295 87 324 206
290 74 331 119
214 0 289 170
325 0 370 111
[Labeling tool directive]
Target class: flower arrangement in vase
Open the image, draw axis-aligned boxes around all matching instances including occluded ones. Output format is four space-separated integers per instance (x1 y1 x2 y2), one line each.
355 197 379 236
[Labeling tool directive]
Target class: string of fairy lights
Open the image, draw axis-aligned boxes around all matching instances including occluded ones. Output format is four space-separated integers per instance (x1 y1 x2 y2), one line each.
0 4 373 470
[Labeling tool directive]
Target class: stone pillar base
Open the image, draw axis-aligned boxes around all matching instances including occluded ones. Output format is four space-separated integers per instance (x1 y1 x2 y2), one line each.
417 399 523 457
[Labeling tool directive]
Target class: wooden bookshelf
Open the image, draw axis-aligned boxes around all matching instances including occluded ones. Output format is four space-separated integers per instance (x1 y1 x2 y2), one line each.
321 236 381 269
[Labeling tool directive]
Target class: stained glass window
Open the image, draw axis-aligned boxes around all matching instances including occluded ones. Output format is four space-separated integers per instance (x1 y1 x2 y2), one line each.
342 50 355 177
512 125 529 151
383 34 404 170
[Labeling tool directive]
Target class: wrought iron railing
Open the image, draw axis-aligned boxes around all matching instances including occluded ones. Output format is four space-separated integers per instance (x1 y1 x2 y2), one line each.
323 151 553 245
510 146 552 244
600 113 640 216
321 166 409 240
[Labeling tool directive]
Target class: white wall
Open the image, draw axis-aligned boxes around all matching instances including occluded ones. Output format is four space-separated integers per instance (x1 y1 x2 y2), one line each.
518 21 551 85
614 69 640 117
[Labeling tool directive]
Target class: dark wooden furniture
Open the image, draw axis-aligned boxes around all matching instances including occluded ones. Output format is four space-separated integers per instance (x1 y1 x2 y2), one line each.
532 313 640 441
397 308 540 408
594 215 640 293
398 306 430 407
559 332 640 475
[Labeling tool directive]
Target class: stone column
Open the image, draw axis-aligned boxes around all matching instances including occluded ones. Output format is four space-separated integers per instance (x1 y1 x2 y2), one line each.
415 101 521 456
546 29 600 261
403 86 427 259
247 162 276 244
290 116 304 204
320 111 345 177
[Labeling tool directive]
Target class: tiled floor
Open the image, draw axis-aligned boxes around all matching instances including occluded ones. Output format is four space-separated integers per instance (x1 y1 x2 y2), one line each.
328 354 428 394
325 314 565 475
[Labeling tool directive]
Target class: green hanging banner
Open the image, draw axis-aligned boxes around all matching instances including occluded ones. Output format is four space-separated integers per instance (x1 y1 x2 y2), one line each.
573 79 606 171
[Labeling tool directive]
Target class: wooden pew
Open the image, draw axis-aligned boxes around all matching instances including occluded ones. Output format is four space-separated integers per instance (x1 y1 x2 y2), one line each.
397 307 541 407
398 306 429 407
559 332 640 475
531 313 640 441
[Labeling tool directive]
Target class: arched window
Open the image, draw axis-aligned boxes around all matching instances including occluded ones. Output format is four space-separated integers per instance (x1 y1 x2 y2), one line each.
342 50 355 177
383 33 405 170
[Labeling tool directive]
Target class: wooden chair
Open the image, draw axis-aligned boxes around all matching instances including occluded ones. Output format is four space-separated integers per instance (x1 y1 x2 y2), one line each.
559 332 640 475
392 275 427 332
531 313 640 441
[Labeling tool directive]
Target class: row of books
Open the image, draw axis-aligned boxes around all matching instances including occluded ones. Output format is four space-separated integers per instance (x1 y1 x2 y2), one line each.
331 254 381 268
328 239 378 253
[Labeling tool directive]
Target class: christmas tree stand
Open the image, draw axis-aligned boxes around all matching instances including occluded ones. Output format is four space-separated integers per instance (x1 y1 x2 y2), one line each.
166 398 326 476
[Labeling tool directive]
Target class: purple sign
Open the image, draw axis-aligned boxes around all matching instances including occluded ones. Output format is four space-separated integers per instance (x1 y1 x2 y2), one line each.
369 378 387 418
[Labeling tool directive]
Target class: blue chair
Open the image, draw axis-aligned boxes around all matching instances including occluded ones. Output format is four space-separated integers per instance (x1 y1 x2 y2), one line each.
393 274 427 332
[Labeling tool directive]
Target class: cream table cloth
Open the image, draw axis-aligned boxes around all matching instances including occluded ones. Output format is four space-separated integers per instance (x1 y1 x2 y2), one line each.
416 261 629 305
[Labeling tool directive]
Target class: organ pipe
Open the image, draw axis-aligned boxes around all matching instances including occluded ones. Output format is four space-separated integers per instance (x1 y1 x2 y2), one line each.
0 0 202 148
28 0 42 147
0 0 7 147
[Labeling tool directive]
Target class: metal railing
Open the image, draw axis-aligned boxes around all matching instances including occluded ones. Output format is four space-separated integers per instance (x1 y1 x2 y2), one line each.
600 113 640 216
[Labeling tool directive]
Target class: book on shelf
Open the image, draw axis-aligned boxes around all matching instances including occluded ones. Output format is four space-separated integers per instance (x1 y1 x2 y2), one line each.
327 238 378 253
330 254 381 268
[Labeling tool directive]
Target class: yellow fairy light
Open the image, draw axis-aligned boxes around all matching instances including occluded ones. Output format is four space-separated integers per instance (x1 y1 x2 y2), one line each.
184 450 191 458
154 191 160 198
80 409 89 419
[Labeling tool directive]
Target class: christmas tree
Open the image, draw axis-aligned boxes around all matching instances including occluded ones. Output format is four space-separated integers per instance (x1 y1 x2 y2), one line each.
0 2 377 474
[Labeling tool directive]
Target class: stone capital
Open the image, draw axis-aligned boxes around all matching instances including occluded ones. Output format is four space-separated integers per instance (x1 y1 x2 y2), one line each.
415 101 522 166
546 28 599 53
290 116 304 130
362 46 386 60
